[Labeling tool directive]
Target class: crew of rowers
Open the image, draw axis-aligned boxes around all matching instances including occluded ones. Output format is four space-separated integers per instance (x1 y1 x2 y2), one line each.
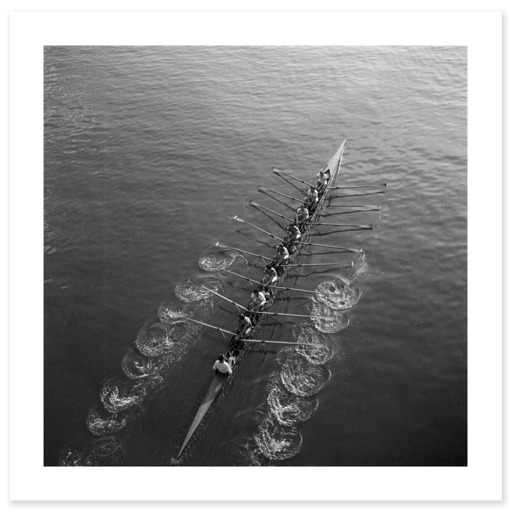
214 169 330 375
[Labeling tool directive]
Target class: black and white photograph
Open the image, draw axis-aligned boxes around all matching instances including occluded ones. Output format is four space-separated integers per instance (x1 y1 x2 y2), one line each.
7 6 502 504
44 45 468 467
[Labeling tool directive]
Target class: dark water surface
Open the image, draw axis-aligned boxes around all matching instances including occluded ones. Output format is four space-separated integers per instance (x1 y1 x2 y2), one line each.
44 46 467 466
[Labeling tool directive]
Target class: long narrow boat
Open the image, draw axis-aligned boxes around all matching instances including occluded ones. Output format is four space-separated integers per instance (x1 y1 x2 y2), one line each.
177 139 347 458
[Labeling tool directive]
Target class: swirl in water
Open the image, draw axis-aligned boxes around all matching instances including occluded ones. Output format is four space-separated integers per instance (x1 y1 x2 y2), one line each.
86 404 128 436
122 350 162 379
84 437 124 466
135 322 173 357
315 278 361 311
278 351 331 397
198 250 247 272
174 277 223 303
311 301 350 333
267 382 318 427
100 377 147 414
291 323 333 365
310 277 361 333
253 414 303 461
135 321 193 358
158 298 214 328
58 444 85 466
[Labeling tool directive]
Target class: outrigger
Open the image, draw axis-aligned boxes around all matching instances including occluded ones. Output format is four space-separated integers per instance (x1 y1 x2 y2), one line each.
176 139 367 459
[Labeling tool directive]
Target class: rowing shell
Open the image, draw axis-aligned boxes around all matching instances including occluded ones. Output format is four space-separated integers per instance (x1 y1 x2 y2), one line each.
177 138 347 458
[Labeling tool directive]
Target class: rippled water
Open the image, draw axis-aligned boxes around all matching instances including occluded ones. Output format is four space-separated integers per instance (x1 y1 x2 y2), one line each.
45 46 466 466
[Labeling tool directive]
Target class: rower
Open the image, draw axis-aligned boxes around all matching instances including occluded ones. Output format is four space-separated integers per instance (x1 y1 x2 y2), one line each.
305 186 319 213
295 205 309 232
234 313 252 342
316 170 328 195
273 243 290 269
212 354 234 375
284 225 301 252
248 289 267 320
259 265 278 293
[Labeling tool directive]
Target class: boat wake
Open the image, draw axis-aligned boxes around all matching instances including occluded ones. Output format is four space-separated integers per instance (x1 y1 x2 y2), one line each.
246 326 331 463
59 436 125 466
67 271 220 462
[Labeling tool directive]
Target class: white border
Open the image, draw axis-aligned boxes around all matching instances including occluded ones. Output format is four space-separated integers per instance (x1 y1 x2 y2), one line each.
8 10 502 502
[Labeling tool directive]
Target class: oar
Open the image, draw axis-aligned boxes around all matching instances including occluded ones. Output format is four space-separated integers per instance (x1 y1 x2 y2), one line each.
249 201 294 223
240 338 324 347
330 190 385 198
258 186 303 204
215 242 273 262
164 312 322 347
220 267 350 299
221 268 317 295
258 188 296 211
313 221 373 229
321 208 380 216
202 286 329 320
328 183 387 190
233 217 360 253
272 169 305 194
215 242 343 267
273 168 313 188
283 261 353 268
233 216 285 242
322 204 378 209
295 240 362 253
220 268 262 287
163 311 235 336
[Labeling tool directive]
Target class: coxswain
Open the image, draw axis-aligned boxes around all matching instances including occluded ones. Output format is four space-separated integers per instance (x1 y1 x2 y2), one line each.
295 205 309 231
305 186 319 213
212 354 234 375
234 313 252 342
259 265 278 293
